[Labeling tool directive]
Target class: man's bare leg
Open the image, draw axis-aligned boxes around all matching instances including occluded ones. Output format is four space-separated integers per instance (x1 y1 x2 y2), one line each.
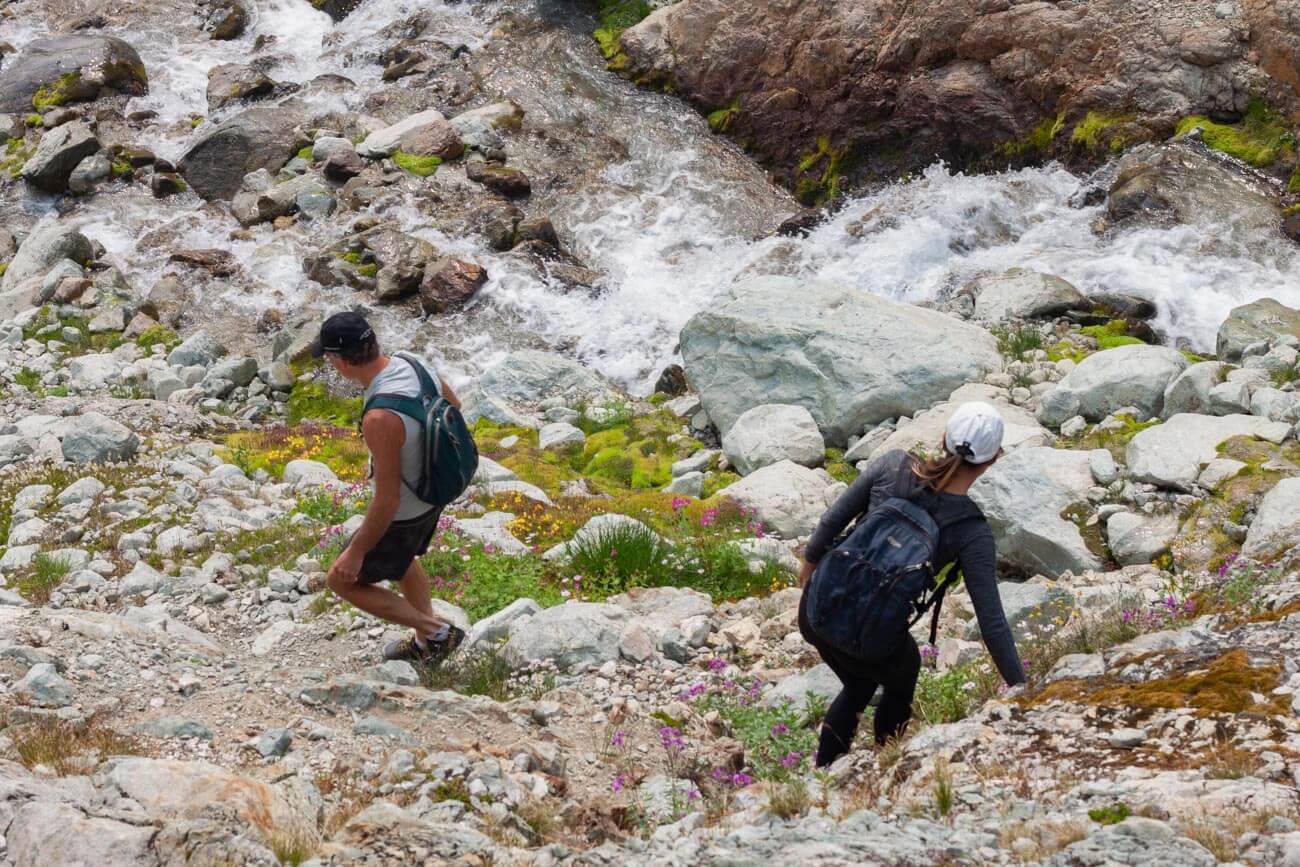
398 559 446 641
327 572 445 636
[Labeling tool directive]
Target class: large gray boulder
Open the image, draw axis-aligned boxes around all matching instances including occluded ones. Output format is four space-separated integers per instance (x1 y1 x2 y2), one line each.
1037 344 1189 427
9 802 158 867
1243 478 1300 560
178 98 309 200
14 663 73 707
1126 414 1290 491
21 121 100 193
969 447 1104 578
501 602 629 671
1161 361 1228 419
1 220 94 291
722 403 825 475
464 350 620 427
1106 512 1180 567
61 412 139 464
680 276 1001 445
716 460 843 539
0 34 148 114
1217 298 1300 362
968 269 1086 323
866 384 1051 464
543 513 667 562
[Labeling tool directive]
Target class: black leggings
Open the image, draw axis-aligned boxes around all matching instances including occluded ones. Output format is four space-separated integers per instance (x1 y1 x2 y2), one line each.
798 589 921 768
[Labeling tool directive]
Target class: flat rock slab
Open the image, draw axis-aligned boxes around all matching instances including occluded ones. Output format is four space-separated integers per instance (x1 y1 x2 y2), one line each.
1126 414 1290 491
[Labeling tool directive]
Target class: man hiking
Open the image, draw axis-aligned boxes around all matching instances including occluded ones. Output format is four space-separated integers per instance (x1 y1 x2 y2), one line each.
316 311 467 664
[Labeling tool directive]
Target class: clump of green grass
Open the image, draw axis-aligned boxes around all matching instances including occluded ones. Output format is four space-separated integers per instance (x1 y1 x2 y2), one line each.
707 102 740 134
1089 803 1131 826
991 325 1045 362
1081 320 1146 351
1176 98 1295 167
13 553 74 604
12 714 142 774
416 644 553 702
286 381 363 427
998 114 1064 160
392 151 441 177
136 324 180 353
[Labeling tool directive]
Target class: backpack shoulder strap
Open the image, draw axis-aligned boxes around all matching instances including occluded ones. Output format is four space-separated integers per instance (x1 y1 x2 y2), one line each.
394 351 442 400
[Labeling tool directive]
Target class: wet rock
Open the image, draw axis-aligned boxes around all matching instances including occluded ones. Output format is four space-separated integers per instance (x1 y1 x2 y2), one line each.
21 120 100 193
1217 298 1300 362
722 403 825 475
969 446 1104 577
0 34 148 114
313 0 363 22
717 460 843 539
358 108 447 158
232 171 332 227
1127 413 1289 491
655 364 688 396
150 172 187 198
466 160 531 198
169 248 238 277
205 63 277 112
681 276 1001 445
967 268 1087 323
1243 478 1300 559
178 98 311 200
401 118 465 160
68 151 111 195
201 0 249 40
324 147 365 180
61 412 139 463
1106 141 1280 248
304 225 438 299
1037 344 1189 427
419 257 487 313
449 101 524 151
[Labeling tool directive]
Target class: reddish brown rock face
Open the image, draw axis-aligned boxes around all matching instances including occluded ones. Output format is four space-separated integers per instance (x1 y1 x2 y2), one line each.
618 0 1300 197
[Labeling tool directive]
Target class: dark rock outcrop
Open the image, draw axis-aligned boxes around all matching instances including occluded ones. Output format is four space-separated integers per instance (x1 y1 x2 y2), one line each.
0 35 147 114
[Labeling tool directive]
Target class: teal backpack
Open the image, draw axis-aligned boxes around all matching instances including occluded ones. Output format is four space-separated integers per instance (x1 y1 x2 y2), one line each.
363 352 479 510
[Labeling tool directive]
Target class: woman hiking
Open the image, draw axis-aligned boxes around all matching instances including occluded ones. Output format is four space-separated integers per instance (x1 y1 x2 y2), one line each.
797 401 1027 768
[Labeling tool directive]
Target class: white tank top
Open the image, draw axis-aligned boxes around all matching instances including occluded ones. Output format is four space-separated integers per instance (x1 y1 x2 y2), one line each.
364 354 442 520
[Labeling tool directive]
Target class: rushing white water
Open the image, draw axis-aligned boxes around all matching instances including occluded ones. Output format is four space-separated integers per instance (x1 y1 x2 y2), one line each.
3 0 1300 397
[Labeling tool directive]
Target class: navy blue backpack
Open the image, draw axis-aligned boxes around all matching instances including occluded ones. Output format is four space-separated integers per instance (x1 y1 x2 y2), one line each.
804 494 956 660
363 352 479 510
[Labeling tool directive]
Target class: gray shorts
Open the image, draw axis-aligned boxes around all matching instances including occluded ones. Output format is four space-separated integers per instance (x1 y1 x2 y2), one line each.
357 508 441 585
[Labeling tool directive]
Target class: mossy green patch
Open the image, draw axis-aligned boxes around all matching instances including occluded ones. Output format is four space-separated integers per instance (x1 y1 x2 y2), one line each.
707 102 740 134
135 324 180 353
1175 98 1295 168
997 114 1065 160
1081 320 1148 351
593 0 651 59
1059 413 1160 462
296 145 315 161
1070 111 1136 154
190 116 204 129
823 448 857 484
339 250 363 264
793 136 847 206
24 114 41 127
392 151 442 177
286 381 363 427
701 470 741 499
222 423 369 481
355 263 378 278
1034 649 1288 716
31 72 83 112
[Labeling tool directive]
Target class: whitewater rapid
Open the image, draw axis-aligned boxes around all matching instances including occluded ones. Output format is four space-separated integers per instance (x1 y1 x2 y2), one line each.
3 0 1299 396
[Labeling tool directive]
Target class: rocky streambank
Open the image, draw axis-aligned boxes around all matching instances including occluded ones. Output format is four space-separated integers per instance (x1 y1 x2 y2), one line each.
1 1 1300 866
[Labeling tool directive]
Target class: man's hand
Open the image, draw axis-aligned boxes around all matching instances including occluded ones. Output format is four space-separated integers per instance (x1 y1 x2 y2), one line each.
798 559 816 588
328 546 364 587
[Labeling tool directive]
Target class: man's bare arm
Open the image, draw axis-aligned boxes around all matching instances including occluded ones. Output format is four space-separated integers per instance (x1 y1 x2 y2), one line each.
345 411 406 557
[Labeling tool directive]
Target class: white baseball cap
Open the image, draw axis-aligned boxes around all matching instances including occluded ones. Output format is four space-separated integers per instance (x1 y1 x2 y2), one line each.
945 402 1005 464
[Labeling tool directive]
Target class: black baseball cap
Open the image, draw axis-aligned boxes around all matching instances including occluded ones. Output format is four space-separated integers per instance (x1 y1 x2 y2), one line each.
310 311 375 357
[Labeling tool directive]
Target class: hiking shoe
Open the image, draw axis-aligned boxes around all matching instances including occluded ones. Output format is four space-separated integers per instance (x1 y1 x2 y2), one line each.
421 625 466 667
382 635 426 662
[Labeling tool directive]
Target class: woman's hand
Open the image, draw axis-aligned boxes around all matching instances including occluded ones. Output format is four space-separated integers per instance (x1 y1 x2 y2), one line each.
798 559 816 588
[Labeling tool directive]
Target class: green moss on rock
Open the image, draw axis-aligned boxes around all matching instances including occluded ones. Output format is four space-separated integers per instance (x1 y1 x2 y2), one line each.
1175 98 1295 168
31 72 83 112
997 114 1064 160
707 102 740 134
393 151 441 177
287 381 363 427
594 0 652 59
1071 111 1136 154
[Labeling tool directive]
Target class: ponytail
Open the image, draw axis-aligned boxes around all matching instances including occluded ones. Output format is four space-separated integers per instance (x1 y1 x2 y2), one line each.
912 449 964 493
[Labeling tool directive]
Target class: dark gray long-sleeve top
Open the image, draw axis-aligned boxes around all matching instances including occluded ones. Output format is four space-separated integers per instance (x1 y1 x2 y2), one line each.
805 450 1027 686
